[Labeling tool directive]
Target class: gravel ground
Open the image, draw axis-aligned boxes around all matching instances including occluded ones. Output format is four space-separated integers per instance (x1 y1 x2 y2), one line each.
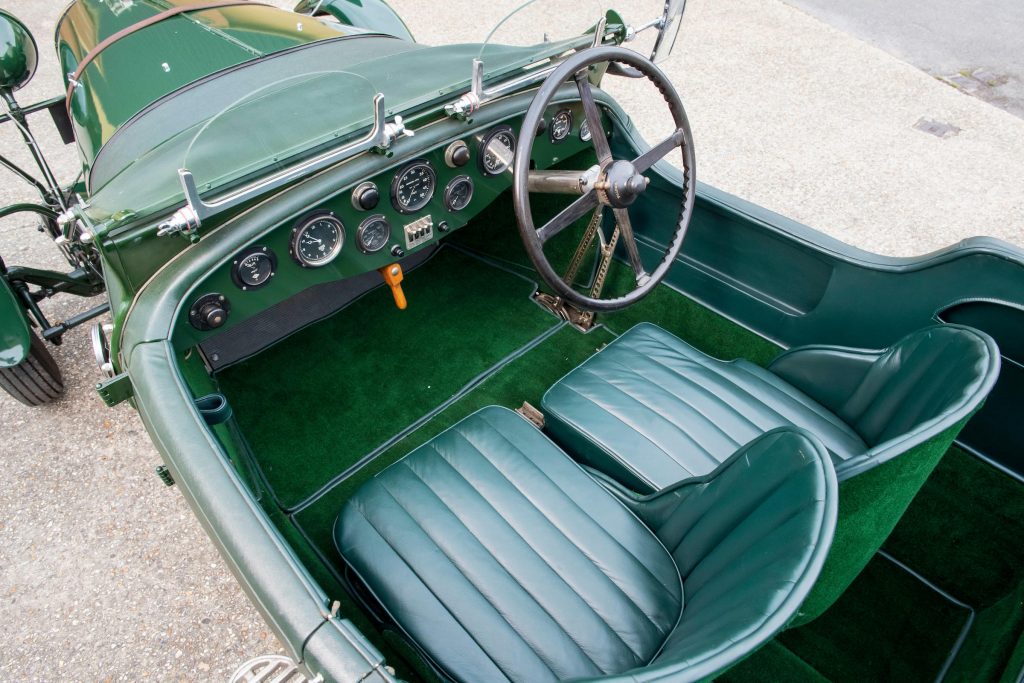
0 1 1021 681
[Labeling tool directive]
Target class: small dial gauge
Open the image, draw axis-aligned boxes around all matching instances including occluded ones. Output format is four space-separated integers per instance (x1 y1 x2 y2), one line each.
579 118 592 142
357 215 391 254
231 246 277 290
291 214 344 267
478 126 517 176
444 175 474 212
391 160 436 214
550 109 573 143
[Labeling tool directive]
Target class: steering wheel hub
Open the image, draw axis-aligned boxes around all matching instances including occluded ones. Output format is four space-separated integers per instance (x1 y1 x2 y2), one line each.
599 160 648 208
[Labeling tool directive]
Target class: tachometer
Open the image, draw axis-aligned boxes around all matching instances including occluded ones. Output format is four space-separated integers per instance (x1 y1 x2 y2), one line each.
357 215 391 254
391 159 436 214
478 125 517 176
290 213 344 267
231 246 277 290
444 176 474 212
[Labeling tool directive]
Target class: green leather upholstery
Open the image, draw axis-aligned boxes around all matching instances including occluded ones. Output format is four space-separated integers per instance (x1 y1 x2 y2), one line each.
336 406 837 683
542 323 998 492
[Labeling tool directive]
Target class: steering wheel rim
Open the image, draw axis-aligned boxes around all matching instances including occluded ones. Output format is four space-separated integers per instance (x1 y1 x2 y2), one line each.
512 46 696 312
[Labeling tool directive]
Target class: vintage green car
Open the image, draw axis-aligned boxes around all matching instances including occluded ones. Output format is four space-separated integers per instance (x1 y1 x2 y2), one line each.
1 0 1022 680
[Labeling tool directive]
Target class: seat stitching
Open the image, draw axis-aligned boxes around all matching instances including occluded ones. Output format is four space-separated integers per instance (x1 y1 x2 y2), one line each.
345 502 518 682
640 350 863 447
472 413 683 600
451 423 683 622
407 452 628 671
556 382 695 482
576 366 732 471
598 356 749 450
374 475 567 679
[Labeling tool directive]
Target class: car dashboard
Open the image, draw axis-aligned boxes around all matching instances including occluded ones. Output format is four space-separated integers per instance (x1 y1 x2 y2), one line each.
169 100 598 371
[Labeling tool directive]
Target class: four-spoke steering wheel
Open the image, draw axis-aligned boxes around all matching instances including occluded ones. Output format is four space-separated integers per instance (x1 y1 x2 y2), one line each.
513 46 696 312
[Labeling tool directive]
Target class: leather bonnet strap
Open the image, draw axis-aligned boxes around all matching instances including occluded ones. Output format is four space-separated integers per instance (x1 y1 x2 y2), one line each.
65 1 269 108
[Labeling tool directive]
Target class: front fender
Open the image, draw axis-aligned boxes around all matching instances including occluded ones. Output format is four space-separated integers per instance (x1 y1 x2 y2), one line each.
0 276 30 367
294 0 414 42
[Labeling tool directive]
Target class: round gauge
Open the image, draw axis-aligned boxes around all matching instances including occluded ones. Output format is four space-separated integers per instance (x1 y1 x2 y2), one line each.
290 213 344 267
444 175 474 212
391 159 436 214
231 246 277 290
579 118 592 142
478 126 517 176
550 109 573 143
357 215 391 254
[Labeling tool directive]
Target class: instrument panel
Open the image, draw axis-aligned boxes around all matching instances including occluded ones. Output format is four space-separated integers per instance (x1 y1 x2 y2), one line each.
187 102 598 343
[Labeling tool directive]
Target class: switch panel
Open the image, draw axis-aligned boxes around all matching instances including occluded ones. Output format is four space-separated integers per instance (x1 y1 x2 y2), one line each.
404 215 434 249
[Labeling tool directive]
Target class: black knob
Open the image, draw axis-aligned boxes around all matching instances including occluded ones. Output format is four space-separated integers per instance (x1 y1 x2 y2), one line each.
445 141 471 168
437 221 451 233
391 245 405 258
451 145 470 167
352 182 380 211
199 301 227 329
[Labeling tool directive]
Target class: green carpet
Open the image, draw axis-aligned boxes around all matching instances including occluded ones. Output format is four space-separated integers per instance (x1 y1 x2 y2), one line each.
291 324 617 570
778 556 971 681
216 247 558 508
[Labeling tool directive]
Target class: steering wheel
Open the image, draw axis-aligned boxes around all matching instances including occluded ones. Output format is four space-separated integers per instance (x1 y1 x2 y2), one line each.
513 46 696 312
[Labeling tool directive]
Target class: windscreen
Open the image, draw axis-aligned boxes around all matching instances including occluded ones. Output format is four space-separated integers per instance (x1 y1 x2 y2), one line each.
183 70 378 196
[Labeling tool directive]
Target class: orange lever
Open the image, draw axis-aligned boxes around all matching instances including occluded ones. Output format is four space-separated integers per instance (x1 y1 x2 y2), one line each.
379 263 407 310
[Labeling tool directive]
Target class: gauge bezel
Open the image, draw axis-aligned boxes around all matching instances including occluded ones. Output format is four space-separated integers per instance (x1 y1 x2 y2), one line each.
443 175 474 212
356 214 392 254
478 124 517 177
390 158 437 214
290 212 345 268
230 245 277 290
550 108 573 144
579 118 592 142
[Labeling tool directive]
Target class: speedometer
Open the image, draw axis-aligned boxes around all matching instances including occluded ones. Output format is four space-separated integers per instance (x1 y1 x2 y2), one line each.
290 213 344 267
391 159 436 214
478 125 517 176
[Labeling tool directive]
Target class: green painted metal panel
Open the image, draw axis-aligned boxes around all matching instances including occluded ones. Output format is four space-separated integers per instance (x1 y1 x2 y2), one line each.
294 0 413 41
0 276 30 368
56 0 349 168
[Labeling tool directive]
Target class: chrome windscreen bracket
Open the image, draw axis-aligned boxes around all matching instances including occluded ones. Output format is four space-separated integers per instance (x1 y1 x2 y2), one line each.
158 93 412 240
445 17 609 121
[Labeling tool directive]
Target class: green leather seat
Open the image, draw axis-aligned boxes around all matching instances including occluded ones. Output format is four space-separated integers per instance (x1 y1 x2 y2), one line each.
336 406 837 683
542 323 999 493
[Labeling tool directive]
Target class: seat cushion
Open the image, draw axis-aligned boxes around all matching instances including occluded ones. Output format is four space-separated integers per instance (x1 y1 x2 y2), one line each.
541 323 867 493
335 406 683 683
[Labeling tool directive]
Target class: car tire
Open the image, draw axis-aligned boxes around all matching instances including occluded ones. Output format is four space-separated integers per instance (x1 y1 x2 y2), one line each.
0 331 64 406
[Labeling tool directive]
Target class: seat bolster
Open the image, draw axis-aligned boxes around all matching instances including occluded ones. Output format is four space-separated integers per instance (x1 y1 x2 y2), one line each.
767 345 881 414
629 428 838 682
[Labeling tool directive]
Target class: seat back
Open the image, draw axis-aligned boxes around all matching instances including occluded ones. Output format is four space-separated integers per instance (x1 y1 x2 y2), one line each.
836 325 998 447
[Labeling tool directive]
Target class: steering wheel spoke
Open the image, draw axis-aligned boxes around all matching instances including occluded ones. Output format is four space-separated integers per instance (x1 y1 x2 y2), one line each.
575 70 613 165
633 128 686 173
612 207 648 283
536 191 599 244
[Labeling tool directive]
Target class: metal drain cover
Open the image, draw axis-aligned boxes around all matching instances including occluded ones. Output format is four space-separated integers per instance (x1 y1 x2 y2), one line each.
230 655 315 683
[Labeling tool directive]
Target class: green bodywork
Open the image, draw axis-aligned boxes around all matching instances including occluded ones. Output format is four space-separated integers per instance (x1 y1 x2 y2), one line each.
294 0 414 42
0 275 30 367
